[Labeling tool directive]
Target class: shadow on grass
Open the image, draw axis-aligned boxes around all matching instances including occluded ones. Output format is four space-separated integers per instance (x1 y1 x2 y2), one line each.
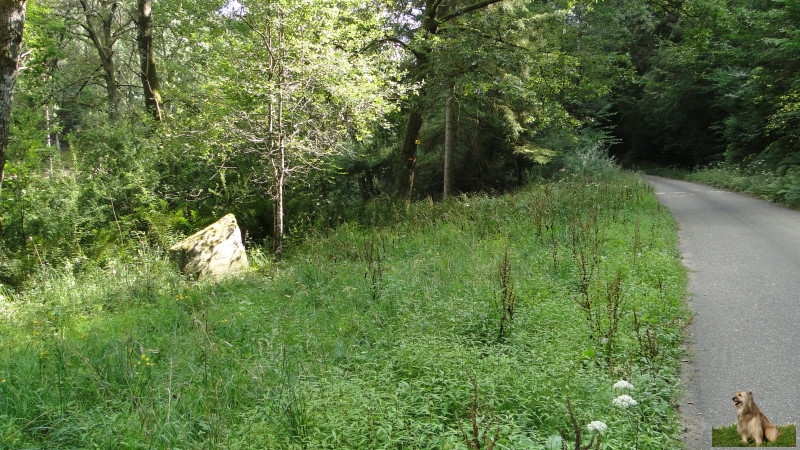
712 423 796 447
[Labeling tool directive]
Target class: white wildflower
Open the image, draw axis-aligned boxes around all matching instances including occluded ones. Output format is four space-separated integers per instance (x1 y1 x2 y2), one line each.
612 394 638 408
587 421 607 433
613 380 634 390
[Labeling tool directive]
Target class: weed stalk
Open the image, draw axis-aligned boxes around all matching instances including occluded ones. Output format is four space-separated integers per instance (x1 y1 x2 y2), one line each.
495 247 516 344
460 375 498 450
632 307 663 373
563 397 601 450
362 236 385 301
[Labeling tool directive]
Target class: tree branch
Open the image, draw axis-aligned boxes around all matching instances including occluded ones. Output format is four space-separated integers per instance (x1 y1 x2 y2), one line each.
370 36 424 61
438 0 507 24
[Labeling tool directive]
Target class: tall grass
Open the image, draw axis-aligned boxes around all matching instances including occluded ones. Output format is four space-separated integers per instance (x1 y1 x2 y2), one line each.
682 161 800 208
0 172 690 449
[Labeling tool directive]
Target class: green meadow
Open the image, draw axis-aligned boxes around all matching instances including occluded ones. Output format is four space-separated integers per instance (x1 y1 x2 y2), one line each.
0 173 691 449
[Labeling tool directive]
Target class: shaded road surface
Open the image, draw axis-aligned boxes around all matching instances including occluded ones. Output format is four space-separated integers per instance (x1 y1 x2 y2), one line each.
646 176 800 449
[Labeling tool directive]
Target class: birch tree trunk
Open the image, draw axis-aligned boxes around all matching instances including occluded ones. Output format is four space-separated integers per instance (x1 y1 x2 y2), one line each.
0 0 26 201
272 146 285 259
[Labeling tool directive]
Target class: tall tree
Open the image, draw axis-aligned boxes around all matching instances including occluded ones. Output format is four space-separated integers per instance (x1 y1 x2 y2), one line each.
0 0 26 200
76 0 132 119
392 0 506 198
136 0 161 122
386 1 618 196
183 1 397 257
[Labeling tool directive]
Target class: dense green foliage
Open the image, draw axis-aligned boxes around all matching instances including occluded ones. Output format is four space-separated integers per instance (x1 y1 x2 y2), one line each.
2 0 608 284
609 0 800 176
2 0 797 286
0 172 690 448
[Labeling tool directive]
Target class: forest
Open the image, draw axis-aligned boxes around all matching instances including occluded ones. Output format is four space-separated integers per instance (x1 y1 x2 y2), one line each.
1 0 799 287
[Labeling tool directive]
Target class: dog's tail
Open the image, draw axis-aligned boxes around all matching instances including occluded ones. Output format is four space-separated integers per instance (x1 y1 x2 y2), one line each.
765 424 780 443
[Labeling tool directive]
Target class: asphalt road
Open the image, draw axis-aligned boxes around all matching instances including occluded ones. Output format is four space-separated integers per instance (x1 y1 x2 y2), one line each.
645 176 800 449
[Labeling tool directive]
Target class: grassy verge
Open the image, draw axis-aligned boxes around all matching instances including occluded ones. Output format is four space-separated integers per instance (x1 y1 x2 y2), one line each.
712 423 796 447
664 164 800 209
0 172 691 449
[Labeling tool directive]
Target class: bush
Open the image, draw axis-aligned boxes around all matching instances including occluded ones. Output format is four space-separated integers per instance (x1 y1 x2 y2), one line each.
0 114 197 288
559 139 621 181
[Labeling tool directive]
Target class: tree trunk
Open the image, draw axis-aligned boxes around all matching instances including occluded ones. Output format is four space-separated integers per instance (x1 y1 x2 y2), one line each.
79 0 122 119
136 0 162 122
443 93 454 199
393 0 504 198
272 139 286 259
394 1 439 198
0 0 26 201
395 110 423 198
102 48 119 118
273 172 284 259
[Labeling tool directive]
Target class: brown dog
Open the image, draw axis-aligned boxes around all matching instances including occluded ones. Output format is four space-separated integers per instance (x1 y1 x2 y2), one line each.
733 391 780 445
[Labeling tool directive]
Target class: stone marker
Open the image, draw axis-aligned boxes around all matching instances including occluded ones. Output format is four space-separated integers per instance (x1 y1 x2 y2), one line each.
169 213 249 280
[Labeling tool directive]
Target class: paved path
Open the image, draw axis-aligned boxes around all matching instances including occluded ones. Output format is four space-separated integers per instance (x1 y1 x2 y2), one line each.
645 176 800 449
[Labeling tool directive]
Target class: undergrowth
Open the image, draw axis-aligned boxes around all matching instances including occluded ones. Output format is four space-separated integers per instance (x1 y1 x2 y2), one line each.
674 161 800 209
0 172 690 449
